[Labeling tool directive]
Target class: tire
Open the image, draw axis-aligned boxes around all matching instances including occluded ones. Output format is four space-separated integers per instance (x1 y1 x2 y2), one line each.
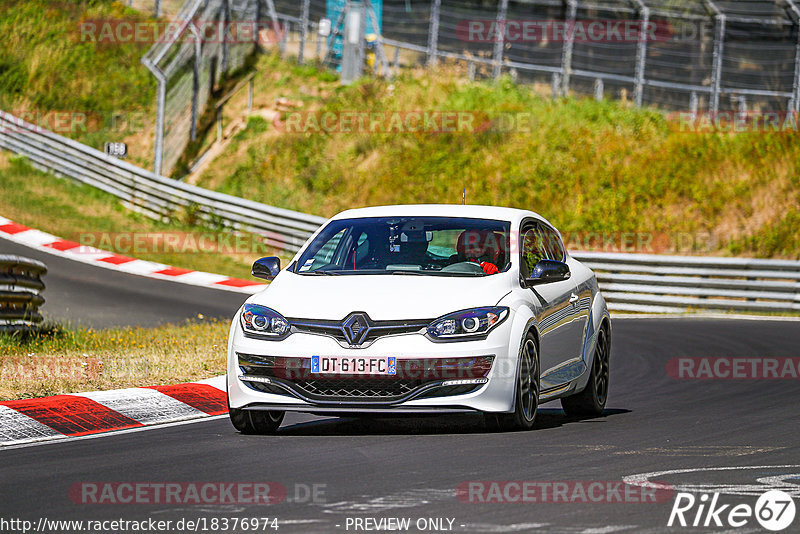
229 403 285 434
561 325 610 417
485 332 539 432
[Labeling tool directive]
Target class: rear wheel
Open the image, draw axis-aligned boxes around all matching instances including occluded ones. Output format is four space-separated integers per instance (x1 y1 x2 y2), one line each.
561 326 609 417
229 403 284 434
486 333 539 432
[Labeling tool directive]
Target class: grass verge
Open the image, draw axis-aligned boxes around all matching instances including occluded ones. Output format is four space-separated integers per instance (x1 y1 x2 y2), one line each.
0 152 290 280
0 318 228 400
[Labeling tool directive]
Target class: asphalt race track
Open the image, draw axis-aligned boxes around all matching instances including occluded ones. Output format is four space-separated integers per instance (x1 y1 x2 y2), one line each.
2 237 800 532
0 237 246 328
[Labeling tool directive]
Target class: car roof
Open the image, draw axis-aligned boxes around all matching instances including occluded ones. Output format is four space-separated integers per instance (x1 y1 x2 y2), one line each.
331 204 553 228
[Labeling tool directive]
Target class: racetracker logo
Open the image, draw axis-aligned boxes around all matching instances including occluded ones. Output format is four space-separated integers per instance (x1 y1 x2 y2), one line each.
456 481 673 503
69 482 287 505
455 19 673 42
668 490 796 531
667 358 800 380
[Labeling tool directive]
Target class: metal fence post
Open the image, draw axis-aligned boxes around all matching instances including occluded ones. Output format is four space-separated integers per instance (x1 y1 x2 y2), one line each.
299 0 311 64
594 78 604 100
265 0 285 56
492 0 509 79
631 0 649 107
221 0 232 74
706 0 725 115
785 0 800 112
427 0 441 67
142 59 166 176
561 0 578 95
190 30 202 141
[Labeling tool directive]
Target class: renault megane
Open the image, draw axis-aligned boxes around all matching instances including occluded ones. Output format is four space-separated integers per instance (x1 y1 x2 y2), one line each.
227 205 611 433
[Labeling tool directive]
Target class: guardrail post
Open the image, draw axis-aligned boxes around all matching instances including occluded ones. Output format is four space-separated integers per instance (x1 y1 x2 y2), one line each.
552 72 561 98
492 0 509 79
427 0 442 67
561 0 578 95
154 0 162 17
298 0 311 64
632 0 649 107
690 91 698 119
594 78 604 100
248 77 254 112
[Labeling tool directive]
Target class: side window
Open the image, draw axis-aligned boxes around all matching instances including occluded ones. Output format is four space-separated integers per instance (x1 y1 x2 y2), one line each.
520 225 547 278
299 228 345 271
541 225 566 262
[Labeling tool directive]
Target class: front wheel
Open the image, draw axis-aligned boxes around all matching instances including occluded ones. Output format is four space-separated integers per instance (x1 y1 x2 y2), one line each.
229 403 284 434
561 326 610 417
486 333 539 432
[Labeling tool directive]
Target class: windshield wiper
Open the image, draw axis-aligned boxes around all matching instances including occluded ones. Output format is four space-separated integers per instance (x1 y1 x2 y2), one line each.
303 270 342 275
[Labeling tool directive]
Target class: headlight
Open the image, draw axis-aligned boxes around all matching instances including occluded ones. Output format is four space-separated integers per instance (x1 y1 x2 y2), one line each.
427 307 509 341
240 304 290 339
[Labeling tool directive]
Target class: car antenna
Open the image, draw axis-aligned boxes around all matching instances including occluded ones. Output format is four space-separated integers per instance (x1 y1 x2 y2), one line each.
462 188 466 205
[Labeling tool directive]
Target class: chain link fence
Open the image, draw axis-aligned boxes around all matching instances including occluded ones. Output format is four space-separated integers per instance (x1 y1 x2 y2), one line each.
142 0 799 177
269 0 800 114
142 0 281 176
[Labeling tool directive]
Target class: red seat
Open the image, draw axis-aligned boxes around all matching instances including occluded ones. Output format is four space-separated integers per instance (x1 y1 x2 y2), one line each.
456 230 503 269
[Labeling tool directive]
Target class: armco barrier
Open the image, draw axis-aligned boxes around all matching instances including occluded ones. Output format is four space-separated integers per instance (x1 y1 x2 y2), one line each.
0 255 47 330
572 252 800 314
1 110 799 315
0 110 326 254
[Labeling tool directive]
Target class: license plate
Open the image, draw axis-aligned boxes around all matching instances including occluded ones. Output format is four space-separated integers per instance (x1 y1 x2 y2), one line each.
311 356 397 375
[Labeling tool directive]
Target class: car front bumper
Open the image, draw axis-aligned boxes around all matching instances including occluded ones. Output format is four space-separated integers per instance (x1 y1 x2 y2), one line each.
226 317 518 414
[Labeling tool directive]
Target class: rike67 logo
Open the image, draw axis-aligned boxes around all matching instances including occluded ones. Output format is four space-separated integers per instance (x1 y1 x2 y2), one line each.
668 490 796 531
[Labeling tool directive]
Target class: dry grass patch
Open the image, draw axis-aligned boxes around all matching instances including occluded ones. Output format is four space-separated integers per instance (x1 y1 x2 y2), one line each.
0 318 230 400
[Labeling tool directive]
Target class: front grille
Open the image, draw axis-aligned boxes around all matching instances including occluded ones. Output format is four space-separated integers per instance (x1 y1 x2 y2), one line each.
238 354 494 403
289 318 430 345
292 378 421 399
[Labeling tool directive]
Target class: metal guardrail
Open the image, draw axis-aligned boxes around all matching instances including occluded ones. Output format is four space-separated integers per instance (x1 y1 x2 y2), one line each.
2 109 799 315
0 256 47 331
0 110 327 253
571 252 800 314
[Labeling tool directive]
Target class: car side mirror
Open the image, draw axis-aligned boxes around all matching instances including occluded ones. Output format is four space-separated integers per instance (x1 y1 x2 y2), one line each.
524 259 570 287
252 257 281 280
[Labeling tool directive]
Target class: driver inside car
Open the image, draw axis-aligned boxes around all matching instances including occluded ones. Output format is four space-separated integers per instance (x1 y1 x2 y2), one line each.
454 230 502 274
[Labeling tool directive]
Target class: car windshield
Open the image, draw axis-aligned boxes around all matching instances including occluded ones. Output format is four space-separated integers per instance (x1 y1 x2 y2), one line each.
294 216 511 276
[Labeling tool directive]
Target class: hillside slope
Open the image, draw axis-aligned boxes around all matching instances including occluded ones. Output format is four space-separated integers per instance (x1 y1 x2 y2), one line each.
193 55 800 259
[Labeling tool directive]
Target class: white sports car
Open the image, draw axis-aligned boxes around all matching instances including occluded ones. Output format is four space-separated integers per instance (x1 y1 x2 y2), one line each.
227 205 611 433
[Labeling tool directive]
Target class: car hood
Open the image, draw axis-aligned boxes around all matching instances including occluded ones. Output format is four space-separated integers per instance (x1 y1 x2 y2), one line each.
247 271 513 320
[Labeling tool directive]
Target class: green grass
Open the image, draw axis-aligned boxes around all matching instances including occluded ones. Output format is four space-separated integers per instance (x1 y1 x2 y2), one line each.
195 54 800 259
0 153 289 279
0 0 157 165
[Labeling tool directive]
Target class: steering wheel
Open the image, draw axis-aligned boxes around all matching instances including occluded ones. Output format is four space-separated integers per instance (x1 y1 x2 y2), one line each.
441 261 485 274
